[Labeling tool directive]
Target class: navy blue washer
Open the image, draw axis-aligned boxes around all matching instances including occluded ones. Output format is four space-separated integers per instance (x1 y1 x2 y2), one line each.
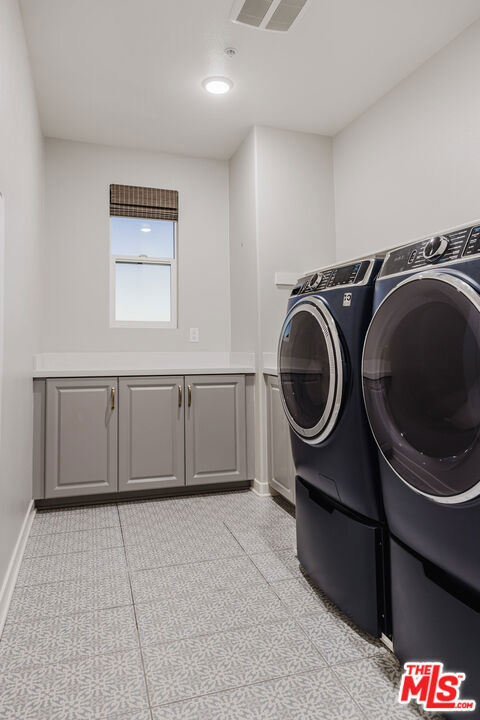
363 222 480 715
278 258 388 637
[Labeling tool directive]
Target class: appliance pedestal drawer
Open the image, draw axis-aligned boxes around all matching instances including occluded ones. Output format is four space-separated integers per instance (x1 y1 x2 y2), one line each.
391 537 480 718
296 477 385 637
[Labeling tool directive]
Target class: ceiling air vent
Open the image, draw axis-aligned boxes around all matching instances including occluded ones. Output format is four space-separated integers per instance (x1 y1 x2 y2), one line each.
230 0 309 31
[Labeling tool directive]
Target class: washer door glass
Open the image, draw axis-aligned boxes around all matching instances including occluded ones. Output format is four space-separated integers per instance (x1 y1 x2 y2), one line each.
363 273 480 502
278 297 343 443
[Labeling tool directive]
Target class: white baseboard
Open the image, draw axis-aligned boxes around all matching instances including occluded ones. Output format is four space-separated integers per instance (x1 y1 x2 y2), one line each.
251 479 277 497
0 500 35 635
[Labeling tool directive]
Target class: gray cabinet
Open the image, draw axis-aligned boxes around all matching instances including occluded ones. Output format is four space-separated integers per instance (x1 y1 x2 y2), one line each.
45 378 118 498
266 374 296 504
36 373 251 500
119 377 184 491
185 375 247 486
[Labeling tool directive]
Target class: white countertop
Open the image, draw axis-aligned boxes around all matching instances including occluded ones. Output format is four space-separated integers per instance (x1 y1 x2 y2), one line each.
33 366 255 378
32 352 255 378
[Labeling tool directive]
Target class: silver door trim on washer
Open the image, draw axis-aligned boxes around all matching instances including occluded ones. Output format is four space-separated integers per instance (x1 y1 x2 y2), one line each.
277 296 344 445
363 270 480 505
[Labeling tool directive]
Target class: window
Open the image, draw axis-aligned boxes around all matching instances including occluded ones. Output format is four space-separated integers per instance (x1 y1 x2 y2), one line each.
109 184 178 328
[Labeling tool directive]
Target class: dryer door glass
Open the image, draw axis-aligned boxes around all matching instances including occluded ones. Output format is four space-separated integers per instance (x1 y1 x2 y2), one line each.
363 274 480 502
278 297 343 443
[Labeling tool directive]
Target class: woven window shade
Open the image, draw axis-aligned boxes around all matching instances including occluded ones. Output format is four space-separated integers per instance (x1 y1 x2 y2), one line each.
110 184 178 221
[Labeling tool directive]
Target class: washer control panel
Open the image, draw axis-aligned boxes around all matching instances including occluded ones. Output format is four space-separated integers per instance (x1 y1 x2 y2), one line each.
379 223 480 278
424 235 449 262
292 259 371 296
463 225 480 256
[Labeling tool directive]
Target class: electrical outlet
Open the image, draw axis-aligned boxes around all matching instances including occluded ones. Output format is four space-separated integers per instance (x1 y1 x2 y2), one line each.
189 327 199 342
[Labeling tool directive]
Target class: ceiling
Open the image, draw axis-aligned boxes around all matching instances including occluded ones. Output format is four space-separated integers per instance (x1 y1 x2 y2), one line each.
20 0 480 159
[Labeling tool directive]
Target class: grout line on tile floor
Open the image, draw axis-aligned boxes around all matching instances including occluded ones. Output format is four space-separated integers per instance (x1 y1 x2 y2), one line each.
266 580 333 669
268 574 388 664
98 710 154 720
117 503 155 713
329 661 379 719
245 550 304 587
4 599 135 629
221 519 295 557
0 642 159 682
130 579 271 613
124 550 247 574
147 665 350 713
327 645 395 668
134 614 305 655
220 518 257 554
319 650 373 719
127 549 266 578
28 522 121 538
28 519 121 532
13 568 130 591
24 542 125 560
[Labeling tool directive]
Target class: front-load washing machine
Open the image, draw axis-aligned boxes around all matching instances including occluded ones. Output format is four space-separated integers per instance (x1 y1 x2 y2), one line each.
277 257 388 637
363 221 480 713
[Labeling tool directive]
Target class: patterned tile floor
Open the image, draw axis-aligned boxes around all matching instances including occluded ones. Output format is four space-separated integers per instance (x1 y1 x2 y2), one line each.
0 490 442 720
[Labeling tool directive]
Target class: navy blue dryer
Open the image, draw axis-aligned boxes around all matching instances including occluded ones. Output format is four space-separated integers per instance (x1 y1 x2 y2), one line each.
363 222 480 714
277 258 387 637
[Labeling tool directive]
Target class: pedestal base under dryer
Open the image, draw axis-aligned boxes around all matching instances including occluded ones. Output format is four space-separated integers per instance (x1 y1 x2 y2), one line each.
296 478 387 637
391 537 480 718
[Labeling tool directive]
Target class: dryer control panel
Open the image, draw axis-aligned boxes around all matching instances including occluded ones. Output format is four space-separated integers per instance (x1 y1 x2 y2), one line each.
379 222 480 278
291 259 373 296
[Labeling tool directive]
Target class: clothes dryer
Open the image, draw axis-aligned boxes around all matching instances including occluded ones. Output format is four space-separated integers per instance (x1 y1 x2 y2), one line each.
363 222 480 714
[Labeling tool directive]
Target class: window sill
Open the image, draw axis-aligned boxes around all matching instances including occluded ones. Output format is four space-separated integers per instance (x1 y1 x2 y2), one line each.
110 320 177 329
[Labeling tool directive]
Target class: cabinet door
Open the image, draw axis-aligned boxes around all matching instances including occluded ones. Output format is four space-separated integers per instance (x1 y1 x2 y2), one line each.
185 375 247 486
119 377 184 491
45 378 118 498
267 374 296 504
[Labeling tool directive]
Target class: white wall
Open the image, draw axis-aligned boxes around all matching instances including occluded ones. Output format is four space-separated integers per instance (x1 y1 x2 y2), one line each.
229 129 258 354
43 138 230 352
229 126 336 357
334 18 480 261
255 126 336 353
229 126 336 490
0 0 44 596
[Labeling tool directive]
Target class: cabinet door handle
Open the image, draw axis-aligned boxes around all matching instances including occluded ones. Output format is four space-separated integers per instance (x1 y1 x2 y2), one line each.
178 384 182 407
188 384 192 407
111 386 115 410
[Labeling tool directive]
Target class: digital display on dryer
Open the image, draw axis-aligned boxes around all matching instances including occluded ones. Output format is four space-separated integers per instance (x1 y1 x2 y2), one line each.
327 263 361 287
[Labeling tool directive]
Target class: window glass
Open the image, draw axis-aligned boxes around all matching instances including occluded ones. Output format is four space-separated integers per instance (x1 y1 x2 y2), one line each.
110 217 174 258
115 262 171 322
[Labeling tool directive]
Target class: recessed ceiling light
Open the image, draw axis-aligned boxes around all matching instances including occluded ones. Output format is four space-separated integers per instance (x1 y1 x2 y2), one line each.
140 224 151 232
202 77 233 95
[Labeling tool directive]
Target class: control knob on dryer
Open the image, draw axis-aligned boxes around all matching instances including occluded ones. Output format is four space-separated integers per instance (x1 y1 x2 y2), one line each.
311 273 323 289
424 235 449 262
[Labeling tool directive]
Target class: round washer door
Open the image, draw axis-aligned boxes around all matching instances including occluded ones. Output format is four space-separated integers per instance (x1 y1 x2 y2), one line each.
278 296 344 444
363 271 480 504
